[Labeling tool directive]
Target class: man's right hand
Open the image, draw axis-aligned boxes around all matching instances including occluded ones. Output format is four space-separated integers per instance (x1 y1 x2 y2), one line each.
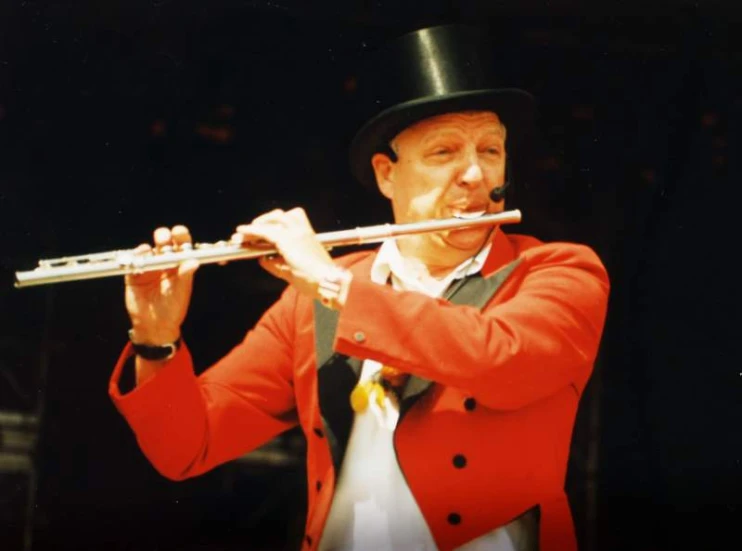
125 225 199 347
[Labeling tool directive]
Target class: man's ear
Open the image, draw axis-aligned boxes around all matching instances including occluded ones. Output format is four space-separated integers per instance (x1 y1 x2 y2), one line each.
371 152 395 199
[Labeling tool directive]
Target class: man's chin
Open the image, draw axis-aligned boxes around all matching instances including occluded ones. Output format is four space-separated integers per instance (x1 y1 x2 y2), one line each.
442 228 491 251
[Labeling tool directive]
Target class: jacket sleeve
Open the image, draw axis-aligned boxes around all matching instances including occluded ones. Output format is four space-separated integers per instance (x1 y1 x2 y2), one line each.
333 243 609 410
109 286 299 480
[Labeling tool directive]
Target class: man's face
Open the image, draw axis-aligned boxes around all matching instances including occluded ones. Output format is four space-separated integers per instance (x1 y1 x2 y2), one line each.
372 111 507 257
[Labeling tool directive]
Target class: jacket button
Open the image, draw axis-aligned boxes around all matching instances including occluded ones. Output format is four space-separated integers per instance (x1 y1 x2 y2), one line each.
313 428 324 438
447 513 462 525
353 331 366 343
452 454 467 469
464 398 476 411
316 480 322 492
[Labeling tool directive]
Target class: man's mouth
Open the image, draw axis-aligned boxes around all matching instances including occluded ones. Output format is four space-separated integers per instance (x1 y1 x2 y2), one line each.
451 209 488 220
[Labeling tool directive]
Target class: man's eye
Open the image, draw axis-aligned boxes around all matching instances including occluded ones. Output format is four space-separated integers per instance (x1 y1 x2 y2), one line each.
484 147 501 155
433 148 451 155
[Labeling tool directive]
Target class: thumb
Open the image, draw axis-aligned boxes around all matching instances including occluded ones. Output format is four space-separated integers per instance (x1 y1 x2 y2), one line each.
177 259 200 278
175 259 199 296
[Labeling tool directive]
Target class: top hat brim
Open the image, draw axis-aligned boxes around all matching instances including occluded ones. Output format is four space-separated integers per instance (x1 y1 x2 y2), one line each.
349 88 536 190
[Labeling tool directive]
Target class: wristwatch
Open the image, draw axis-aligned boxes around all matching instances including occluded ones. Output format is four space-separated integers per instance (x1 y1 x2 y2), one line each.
128 329 182 362
317 266 353 310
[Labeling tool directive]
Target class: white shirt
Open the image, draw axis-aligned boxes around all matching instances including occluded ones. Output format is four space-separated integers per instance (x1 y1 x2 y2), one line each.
318 239 518 551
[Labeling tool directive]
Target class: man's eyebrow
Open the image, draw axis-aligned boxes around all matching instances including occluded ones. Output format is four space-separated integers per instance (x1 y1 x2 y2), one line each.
419 128 506 146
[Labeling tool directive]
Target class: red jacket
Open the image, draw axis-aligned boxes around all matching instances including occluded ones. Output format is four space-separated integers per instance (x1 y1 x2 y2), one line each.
110 230 609 551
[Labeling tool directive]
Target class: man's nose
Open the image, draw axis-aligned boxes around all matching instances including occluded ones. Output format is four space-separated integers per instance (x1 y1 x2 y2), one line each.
461 162 484 184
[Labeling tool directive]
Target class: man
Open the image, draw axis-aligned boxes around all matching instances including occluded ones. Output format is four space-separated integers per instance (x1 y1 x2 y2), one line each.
110 25 609 551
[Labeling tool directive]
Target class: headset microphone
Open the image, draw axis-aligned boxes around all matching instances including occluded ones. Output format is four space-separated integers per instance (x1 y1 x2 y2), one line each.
489 181 510 202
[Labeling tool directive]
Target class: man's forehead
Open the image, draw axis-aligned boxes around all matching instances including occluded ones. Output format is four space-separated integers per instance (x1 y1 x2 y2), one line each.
397 111 506 142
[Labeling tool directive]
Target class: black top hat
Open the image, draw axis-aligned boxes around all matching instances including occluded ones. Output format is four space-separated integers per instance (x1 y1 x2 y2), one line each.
349 24 536 189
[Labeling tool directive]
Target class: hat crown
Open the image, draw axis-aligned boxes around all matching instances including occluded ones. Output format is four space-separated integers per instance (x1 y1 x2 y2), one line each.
358 25 496 119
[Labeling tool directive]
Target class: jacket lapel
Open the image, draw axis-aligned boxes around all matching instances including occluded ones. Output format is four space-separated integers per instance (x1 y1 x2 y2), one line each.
313 255 375 471
314 300 362 471
313 298 361 375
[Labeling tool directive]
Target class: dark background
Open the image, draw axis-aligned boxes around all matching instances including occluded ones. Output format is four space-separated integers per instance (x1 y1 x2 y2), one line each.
1 1 740 550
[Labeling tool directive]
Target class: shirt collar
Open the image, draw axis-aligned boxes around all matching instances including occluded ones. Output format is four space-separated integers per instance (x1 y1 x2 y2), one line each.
370 238 492 295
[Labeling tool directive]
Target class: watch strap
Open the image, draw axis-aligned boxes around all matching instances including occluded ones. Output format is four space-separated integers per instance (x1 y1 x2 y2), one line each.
128 329 182 361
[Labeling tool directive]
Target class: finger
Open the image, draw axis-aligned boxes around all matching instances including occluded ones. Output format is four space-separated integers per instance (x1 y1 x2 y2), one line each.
153 227 172 252
235 221 282 235
171 225 193 250
177 258 200 278
251 209 286 225
234 224 282 248
125 244 158 286
285 207 318 236
258 255 292 282
235 224 255 237
286 207 310 224
230 232 243 245
259 254 289 273
229 232 262 249
133 243 152 255
125 266 163 287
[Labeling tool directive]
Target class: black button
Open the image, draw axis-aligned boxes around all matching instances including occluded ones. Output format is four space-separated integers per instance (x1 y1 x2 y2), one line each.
305 535 313 545
447 513 462 525
316 480 322 492
453 454 467 469
464 398 476 411
313 428 324 438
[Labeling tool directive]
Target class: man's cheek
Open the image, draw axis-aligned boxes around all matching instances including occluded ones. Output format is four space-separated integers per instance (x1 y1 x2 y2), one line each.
409 193 438 217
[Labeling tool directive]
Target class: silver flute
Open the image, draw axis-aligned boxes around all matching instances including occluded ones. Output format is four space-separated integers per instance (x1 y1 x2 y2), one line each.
14 209 522 288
